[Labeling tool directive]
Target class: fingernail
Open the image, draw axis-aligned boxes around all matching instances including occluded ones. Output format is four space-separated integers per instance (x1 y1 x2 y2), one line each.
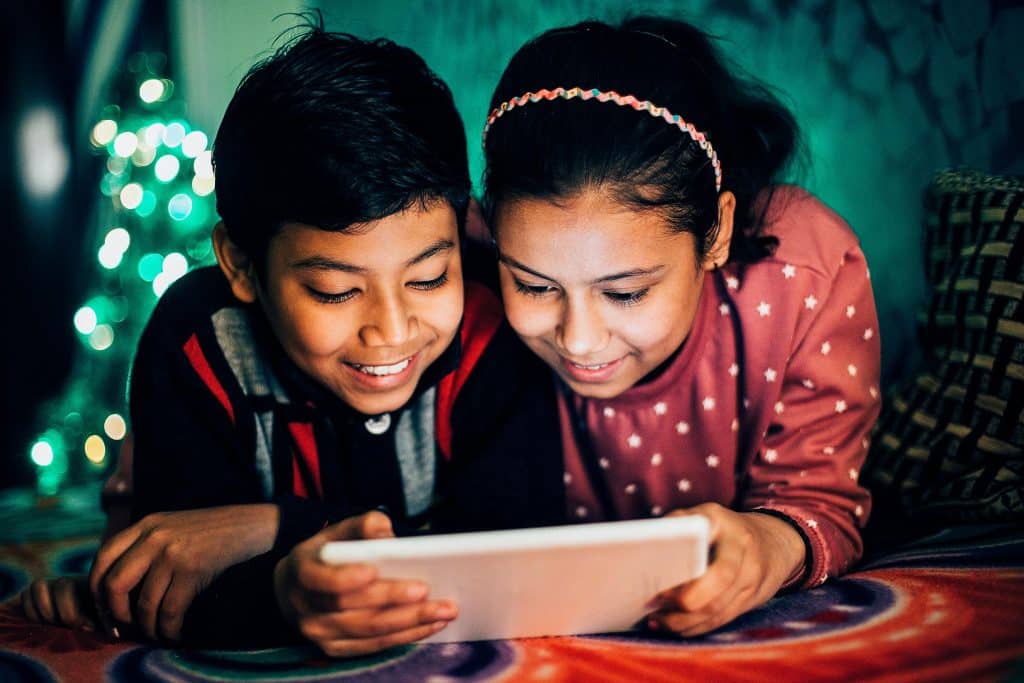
406 583 427 600
431 620 448 632
111 626 121 639
433 604 456 620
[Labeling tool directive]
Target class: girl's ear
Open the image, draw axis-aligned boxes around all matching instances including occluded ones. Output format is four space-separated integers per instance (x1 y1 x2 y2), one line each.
212 222 259 304
703 191 736 271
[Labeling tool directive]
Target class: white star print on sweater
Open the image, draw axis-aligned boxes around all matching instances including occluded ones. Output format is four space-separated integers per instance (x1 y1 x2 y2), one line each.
558 186 881 589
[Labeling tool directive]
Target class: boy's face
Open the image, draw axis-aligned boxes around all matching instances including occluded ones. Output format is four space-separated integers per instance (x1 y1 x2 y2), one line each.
256 203 463 416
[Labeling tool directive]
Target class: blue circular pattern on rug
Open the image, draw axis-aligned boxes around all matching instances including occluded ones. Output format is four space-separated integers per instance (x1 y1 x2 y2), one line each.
52 543 98 576
592 576 895 647
0 650 58 682
110 640 518 681
0 563 30 603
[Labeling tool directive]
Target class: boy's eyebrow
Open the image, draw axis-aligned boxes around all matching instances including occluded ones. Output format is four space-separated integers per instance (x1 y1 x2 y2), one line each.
498 253 664 284
406 239 455 266
291 239 455 273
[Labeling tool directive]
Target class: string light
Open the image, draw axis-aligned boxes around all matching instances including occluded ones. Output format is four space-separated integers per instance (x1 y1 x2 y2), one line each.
31 55 217 495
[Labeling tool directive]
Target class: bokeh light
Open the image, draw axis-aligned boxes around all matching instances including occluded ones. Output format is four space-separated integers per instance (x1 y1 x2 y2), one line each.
136 190 157 217
162 122 186 147
91 119 118 147
137 252 164 282
162 252 188 280
154 154 180 182
30 441 54 467
168 193 193 221
84 435 106 463
192 175 215 197
98 243 123 269
89 324 114 351
105 227 131 252
73 306 97 335
145 122 166 147
181 131 208 158
152 272 172 297
132 142 156 167
139 78 165 104
119 182 143 209
113 131 138 157
104 414 127 440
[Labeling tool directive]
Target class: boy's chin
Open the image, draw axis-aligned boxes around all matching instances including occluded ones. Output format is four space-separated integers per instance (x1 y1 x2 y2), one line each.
341 385 417 417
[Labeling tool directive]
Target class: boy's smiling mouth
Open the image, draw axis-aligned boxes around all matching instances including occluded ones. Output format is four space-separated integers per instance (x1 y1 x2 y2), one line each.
349 357 413 376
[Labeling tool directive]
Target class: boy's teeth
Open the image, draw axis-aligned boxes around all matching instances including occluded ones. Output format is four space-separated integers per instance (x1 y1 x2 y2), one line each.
353 359 411 376
572 361 610 370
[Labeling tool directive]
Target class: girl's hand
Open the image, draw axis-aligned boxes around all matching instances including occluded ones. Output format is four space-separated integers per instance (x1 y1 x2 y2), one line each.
274 511 457 657
88 504 279 642
647 503 806 636
20 576 99 631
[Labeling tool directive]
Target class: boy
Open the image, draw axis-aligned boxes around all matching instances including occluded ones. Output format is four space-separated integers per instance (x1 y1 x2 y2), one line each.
21 22 564 654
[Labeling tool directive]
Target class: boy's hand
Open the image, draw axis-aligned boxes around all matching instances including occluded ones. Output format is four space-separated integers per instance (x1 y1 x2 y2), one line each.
274 511 457 657
20 576 99 631
89 504 279 642
646 503 805 636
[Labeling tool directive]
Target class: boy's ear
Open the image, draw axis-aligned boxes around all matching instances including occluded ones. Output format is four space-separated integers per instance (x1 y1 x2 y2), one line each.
703 191 736 271
212 222 259 304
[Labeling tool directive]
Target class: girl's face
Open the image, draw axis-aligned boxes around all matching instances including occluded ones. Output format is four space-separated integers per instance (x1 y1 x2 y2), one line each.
494 191 731 399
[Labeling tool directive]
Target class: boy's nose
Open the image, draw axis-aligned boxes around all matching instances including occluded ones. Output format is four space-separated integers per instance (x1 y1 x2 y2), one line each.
557 299 608 358
361 294 416 347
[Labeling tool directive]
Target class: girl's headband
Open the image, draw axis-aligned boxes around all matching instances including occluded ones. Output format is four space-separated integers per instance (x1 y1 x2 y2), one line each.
483 86 722 192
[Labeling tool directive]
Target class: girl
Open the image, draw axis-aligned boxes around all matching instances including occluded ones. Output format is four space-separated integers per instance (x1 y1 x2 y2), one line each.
481 17 881 636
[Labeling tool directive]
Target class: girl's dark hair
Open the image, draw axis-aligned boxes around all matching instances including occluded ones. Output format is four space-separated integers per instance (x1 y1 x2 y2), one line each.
213 13 469 268
482 16 801 263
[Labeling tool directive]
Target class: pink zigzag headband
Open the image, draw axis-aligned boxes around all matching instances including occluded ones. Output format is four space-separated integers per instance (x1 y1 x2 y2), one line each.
483 87 722 192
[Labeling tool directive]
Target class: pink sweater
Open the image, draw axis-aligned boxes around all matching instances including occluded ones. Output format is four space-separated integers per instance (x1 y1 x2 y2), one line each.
559 186 881 588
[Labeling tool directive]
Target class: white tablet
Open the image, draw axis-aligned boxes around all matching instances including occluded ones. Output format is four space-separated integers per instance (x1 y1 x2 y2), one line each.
319 516 709 643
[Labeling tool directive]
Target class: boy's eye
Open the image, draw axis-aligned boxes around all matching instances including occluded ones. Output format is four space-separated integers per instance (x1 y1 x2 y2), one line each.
604 288 649 306
307 286 359 304
514 279 557 297
408 270 449 291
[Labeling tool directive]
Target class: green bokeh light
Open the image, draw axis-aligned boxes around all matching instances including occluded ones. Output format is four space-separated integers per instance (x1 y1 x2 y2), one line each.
168 193 193 221
137 252 164 282
136 190 158 217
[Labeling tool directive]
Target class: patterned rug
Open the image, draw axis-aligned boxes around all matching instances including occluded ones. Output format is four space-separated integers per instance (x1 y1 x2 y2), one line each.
1 496 1022 682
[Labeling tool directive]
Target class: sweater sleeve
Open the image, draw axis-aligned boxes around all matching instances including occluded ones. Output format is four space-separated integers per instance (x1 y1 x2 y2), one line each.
740 245 880 587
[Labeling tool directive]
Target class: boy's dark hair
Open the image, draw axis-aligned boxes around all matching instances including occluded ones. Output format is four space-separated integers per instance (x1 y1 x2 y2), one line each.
483 17 802 264
213 15 470 268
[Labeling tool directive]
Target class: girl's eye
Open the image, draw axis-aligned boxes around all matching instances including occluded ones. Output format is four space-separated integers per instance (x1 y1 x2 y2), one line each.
307 287 359 304
514 279 557 297
408 270 449 291
604 288 649 306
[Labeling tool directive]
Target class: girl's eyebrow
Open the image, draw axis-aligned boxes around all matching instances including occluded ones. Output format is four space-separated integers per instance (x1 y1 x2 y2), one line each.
498 252 664 285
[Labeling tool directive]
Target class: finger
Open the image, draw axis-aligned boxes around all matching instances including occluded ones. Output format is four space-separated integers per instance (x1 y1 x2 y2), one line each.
303 599 458 641
30 580 57 623
89 524 143 599
101 536 164 625
317 620 449 658
662 583 756 637
157 575 204 642
312 579 429 612
135 561 174 640
664 533 747 614
52 578 94 631
20 589 41 622
296 560 378 595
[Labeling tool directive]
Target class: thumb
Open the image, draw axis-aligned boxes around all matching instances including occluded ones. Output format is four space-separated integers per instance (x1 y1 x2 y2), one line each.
316 510 394 543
